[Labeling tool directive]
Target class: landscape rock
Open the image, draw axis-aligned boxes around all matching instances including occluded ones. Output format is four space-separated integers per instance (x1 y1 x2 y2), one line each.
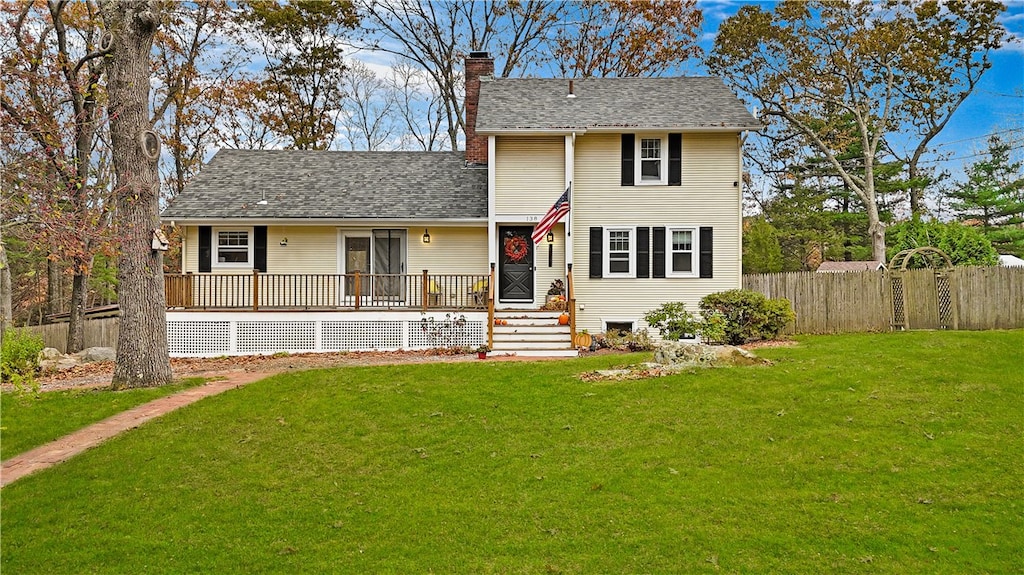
75 347 116 363
40 358 80 372
652 342 770 367
38 347 62 361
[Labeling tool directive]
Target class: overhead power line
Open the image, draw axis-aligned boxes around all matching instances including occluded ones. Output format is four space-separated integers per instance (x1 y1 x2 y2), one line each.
931 128 1024 149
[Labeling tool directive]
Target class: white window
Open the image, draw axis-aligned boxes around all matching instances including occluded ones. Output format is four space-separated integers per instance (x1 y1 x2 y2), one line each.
214 229 252 268
667 227 697 277
604 227 635 277
636 135 667 185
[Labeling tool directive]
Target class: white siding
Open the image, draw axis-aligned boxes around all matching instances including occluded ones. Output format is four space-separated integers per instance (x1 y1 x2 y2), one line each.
269 226 338 274
494 136 565 214
183 226 198 273
570 132 743 334
408 226 488 275
180 225 487 276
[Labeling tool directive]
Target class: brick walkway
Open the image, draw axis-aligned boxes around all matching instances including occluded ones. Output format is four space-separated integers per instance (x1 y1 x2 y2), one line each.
0 371 274 488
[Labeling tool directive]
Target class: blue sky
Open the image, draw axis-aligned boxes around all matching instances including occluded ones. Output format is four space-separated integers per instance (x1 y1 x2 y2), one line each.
695 0 1024 173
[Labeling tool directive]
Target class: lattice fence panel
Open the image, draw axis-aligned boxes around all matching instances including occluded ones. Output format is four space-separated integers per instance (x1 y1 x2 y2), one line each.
936 274 954 329
890 276 906 330
168 321 231 355
322 321 404 351
407 320 485 349
237 321 315 353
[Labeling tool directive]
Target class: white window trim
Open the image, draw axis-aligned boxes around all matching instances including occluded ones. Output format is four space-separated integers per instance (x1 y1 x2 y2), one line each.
635 134 668 186
666 225 699 278
603 319 636 334
604 226 636 278
212 227 254 269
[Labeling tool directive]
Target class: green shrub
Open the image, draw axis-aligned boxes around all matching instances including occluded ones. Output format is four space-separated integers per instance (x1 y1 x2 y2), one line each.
2 328 45 393
643 302 700 340
698 290 795 345
699 310 728 344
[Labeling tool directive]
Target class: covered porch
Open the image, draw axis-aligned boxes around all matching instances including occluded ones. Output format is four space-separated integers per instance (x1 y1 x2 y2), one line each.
162 269 580 358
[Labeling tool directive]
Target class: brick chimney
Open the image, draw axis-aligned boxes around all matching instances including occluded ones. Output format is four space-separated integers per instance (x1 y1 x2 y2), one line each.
464 51 493 165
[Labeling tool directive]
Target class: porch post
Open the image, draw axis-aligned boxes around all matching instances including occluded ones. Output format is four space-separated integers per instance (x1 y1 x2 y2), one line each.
564 133 575 268
488 263 495 349
252 269 259 311
354 271 361 310
421 269 429 312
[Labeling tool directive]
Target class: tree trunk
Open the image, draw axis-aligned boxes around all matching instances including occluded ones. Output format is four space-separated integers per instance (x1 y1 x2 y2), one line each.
103 0 172 389
66 271 89 353
46 258 61 317
0 233 12 333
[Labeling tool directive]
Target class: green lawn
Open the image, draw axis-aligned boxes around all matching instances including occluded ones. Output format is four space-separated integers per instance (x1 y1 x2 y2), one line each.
1 331 1021 574
0 379 206 460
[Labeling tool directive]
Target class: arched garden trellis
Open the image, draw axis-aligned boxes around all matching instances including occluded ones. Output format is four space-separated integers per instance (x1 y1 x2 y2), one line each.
888 247 958 331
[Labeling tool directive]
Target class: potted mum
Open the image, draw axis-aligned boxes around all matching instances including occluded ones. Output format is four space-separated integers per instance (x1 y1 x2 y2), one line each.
475 344 490 359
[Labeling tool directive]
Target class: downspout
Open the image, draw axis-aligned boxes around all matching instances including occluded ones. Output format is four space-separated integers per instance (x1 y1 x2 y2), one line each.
738 131 745 289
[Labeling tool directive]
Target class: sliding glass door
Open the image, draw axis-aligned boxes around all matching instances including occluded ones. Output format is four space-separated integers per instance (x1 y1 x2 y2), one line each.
341 230 407 302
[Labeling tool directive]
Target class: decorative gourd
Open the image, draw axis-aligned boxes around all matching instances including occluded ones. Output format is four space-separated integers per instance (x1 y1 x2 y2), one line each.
574 332 593 349
558 313 569 325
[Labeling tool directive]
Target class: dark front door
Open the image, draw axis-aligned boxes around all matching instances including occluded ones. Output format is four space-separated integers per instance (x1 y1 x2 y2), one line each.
499 226 534 301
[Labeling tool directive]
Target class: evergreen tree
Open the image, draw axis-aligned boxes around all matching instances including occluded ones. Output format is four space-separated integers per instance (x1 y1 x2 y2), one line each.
947 136 1024 257
742 217 784 274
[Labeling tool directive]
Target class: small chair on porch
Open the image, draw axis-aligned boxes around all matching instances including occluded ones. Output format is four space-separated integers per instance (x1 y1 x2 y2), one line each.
428 280 443 307
470 279 489 306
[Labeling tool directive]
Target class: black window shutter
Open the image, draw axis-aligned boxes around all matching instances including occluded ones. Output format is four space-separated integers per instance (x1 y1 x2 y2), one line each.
621 134 635 186
589 227 603 278
199 226 211 272
652 227 666 278
699 227 713 278
636 227 650 278
254 226 267 272
668 133 682 186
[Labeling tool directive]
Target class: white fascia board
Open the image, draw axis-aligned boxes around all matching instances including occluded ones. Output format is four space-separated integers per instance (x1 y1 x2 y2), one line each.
584 125 761 134
163 217 487 227
474 128 586 136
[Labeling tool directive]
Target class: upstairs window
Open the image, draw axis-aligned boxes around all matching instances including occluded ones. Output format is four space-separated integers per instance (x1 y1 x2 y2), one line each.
639 137 664 182
622 134 681 186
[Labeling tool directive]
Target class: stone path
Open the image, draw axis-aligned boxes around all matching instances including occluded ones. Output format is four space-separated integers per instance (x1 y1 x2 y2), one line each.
0 371 275 488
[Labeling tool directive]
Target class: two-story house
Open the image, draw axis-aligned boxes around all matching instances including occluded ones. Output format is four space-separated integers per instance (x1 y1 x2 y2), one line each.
161 52 760 357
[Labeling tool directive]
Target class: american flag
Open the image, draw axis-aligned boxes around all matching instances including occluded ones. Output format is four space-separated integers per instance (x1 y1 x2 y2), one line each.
531 185 571 244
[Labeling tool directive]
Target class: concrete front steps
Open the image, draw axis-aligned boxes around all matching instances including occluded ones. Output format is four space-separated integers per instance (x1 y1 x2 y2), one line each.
489 309 578 358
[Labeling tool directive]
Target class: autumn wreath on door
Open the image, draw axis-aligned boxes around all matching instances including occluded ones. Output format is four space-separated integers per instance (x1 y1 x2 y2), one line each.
504 235 529 262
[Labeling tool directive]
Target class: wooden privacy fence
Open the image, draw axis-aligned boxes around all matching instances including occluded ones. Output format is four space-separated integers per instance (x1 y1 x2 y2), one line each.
22 317 120 354
743 266 1024 334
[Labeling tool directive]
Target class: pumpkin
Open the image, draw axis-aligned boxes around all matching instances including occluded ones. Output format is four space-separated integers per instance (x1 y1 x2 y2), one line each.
558 313 569 325
574 332 593 348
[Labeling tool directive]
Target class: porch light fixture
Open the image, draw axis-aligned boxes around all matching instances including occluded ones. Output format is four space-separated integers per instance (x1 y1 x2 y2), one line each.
422 229 431 244
546 231 555 243
279 237 288 246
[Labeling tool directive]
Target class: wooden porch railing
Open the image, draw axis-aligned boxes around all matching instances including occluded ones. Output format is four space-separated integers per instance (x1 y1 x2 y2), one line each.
165 271 491 311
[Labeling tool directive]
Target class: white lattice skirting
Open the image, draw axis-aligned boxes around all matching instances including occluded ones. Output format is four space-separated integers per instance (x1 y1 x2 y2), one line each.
166 311 487 357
